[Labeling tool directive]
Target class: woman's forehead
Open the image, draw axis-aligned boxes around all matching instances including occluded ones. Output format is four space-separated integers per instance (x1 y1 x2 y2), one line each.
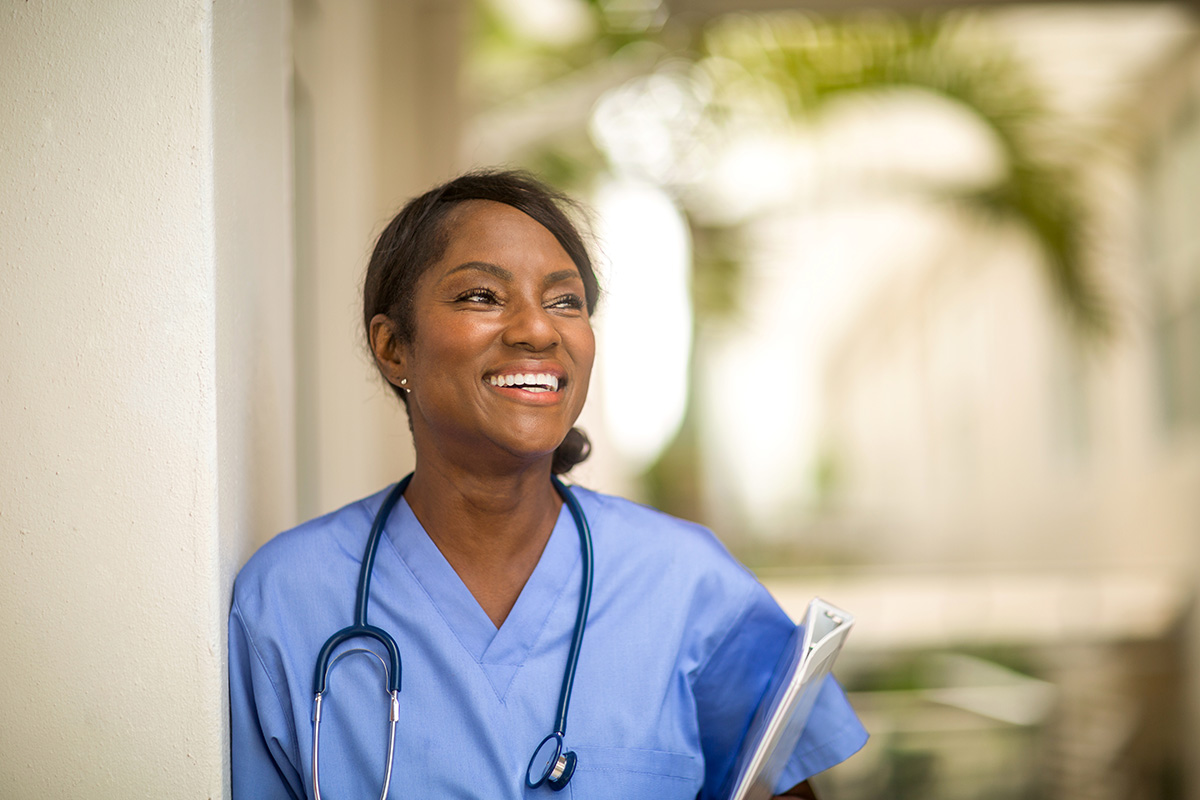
437 200 578 273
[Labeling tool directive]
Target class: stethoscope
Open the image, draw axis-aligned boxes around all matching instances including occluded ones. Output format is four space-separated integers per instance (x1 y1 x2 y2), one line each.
310 473 594 799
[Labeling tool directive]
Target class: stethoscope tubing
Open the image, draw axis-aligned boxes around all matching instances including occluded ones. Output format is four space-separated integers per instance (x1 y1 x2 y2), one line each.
312 649 399 800
310 472 593 796
311 474 410 695
550 475 592 737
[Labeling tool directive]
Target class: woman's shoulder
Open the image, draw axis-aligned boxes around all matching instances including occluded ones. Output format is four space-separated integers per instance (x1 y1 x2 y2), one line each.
231 485 392 609
567 484 790 675
567 483 755 584
569 484 715 538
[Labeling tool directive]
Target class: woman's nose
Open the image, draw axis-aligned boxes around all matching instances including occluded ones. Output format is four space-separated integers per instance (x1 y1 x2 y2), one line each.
501 300 561 351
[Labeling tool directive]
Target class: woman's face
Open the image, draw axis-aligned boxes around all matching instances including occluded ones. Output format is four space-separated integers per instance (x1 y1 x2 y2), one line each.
398 200 595 469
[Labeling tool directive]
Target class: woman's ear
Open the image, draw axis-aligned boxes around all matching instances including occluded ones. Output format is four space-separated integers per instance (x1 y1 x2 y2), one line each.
369 313 408 389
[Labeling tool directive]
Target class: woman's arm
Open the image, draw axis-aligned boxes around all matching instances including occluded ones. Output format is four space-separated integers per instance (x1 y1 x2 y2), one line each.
230 599 305 800
775 779 818 799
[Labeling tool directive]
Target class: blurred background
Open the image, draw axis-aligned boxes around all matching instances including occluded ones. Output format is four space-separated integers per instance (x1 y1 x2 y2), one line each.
452 2 1200 797
2 0 1199 797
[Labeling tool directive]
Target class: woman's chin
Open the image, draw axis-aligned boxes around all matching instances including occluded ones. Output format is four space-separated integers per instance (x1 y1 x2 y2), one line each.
425 436 564 475
497 440 569 469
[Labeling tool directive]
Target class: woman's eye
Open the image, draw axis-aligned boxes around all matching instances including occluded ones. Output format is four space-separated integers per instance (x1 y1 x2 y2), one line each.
456 288 499 304
547 293 585 311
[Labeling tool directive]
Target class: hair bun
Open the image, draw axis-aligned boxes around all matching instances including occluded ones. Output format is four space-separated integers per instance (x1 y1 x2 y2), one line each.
552 427 591 475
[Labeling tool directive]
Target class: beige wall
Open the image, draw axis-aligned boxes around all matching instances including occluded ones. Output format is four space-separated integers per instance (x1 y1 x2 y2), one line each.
0 0 292 796
0 1 465 795
215 0 296 794
292 0 464 521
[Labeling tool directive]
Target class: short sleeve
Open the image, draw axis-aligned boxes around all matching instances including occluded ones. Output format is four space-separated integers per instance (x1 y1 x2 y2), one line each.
692 582 867 799
229 599 306 800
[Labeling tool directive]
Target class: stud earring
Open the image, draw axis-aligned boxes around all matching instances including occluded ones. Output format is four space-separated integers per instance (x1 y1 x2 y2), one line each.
399 378 410 394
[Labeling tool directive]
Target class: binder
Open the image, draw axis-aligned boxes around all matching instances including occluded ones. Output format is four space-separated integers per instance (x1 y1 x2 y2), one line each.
720 598 855 800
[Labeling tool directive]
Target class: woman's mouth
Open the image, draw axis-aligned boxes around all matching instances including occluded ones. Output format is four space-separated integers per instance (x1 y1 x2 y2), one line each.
486 372 562 393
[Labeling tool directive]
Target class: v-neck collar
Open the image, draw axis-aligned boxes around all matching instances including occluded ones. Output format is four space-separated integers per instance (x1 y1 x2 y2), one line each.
383 495 581 688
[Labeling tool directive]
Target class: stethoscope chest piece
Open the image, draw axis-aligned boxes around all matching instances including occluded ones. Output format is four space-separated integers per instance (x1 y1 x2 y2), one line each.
526 732 577 791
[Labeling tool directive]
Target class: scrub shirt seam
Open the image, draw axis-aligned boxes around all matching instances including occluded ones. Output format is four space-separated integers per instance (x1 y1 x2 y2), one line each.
377 504 584 706
484 532 580 703
518 534 581 669
524 487 587 667
691 579 758 681
580 766 695 780
232 598 305 775
377 524 512 688
790 714 868 764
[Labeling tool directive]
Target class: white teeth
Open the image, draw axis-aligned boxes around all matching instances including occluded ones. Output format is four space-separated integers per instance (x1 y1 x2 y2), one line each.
488 372 561 391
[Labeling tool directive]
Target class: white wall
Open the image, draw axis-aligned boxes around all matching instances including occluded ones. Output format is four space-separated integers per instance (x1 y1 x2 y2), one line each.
0 0 467 795
215 0 296 794
292 0 464 520
0 0 292 796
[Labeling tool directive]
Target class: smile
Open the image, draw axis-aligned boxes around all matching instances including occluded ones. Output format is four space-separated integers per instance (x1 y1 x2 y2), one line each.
487 372 562 393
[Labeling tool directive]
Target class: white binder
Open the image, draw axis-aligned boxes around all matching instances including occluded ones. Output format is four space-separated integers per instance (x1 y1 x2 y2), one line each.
721 598 855 800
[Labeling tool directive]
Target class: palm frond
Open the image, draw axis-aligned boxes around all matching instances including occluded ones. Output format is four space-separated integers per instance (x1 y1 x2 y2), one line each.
699 11 1110 335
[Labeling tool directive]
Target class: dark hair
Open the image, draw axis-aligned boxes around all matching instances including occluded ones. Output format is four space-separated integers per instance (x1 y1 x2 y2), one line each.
363 169 599 474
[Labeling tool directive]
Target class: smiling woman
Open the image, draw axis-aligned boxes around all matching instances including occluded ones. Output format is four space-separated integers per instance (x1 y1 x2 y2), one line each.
363 172 599 477
229 170 866 799
367 195 596 492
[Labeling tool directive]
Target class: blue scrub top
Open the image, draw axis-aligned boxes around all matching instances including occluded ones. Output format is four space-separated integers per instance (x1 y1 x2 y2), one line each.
230 484 867 799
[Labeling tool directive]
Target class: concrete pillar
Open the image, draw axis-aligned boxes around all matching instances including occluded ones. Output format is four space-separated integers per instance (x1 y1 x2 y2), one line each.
292 0 465 519
0 0 292 796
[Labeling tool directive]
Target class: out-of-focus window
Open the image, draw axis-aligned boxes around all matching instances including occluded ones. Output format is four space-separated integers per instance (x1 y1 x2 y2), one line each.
1146 93 1200 433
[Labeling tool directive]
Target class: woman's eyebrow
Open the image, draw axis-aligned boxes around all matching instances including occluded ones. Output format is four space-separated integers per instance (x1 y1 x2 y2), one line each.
441 262 581 288
443 261 513 282
543 269 582 287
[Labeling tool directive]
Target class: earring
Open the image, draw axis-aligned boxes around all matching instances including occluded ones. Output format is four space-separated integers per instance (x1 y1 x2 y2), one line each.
400 378 410 394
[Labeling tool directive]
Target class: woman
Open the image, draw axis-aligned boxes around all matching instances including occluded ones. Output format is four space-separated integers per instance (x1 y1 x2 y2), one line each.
230 170 866 799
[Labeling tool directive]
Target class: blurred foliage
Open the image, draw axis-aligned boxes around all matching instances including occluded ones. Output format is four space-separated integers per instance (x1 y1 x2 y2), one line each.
637 398 704 525
470 0 669 103
517 136 607 194
468 1 1110 523
687 220 747 321
469 3 1107 334
845 646 1043 693
700 12 1110 334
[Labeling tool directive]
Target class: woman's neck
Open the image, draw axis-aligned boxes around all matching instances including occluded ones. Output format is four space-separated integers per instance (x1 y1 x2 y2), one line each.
403 459 563 628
